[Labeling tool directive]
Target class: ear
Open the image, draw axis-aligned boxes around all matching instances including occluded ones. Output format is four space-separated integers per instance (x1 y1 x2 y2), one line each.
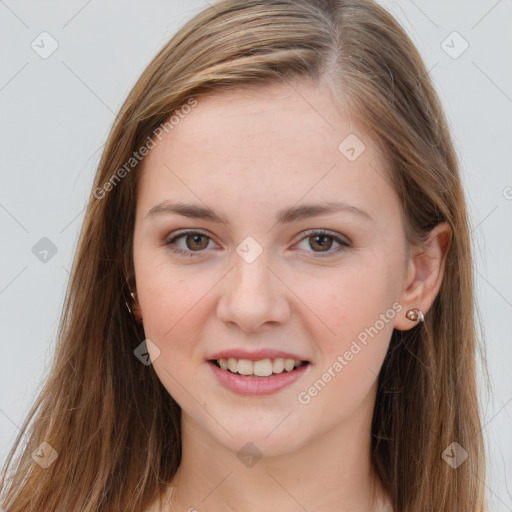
394 222 452 330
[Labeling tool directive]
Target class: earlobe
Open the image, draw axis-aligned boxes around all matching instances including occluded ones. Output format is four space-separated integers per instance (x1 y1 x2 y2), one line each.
394 222 452 331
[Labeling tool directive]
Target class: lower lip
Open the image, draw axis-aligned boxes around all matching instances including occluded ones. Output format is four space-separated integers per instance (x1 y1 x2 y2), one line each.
207 361 310 396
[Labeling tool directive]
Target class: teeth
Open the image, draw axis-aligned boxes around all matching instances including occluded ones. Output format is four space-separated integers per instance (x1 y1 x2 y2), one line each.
284 359 295 371
238 359 254 376
227 357 238 373
253 359 273 376
273 358 284 373
216 357 305 376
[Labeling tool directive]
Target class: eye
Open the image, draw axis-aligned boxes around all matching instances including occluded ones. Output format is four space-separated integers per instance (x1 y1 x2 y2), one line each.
294 229 350 257
164 230 216 257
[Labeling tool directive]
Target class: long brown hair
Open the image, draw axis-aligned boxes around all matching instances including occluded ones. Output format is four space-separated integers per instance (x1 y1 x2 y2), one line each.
1 0 487 510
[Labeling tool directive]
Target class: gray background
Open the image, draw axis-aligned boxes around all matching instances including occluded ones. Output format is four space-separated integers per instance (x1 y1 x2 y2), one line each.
1 0 511 509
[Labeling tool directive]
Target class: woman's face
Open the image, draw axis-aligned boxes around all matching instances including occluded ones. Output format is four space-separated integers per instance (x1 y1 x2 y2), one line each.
132 79 411 456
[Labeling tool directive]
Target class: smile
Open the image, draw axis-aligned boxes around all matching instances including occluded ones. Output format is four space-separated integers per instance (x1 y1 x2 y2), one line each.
214 357 307 377
207 358 311 396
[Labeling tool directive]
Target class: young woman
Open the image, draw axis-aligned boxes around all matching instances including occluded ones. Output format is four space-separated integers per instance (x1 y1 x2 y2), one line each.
1 0 486 510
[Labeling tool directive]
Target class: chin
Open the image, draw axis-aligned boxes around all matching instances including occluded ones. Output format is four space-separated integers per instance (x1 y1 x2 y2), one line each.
214 423 307 458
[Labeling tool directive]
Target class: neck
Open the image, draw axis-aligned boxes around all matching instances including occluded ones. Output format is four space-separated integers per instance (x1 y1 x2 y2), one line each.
164 393 391 511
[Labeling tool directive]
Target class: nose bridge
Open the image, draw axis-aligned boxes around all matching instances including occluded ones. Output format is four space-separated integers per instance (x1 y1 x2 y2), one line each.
235 246 271 290
231 234 274 287
216 237 290 330
232 240 276 303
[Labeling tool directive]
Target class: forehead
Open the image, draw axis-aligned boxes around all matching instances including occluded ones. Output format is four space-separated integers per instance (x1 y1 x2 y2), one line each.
160 79 353 161
136 80 396 223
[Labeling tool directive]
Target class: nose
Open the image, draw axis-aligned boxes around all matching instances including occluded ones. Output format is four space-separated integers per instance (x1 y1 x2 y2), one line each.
216 248 291 333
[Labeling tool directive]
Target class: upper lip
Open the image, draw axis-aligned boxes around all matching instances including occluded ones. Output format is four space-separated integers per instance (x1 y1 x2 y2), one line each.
207 348 310 362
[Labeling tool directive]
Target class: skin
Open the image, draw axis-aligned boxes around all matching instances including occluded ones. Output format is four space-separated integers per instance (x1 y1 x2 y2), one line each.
131 78 451 512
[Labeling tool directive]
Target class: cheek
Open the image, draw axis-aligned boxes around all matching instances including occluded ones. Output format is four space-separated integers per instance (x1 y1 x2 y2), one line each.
295 256 400 344
134 243 196 320
289 253 402 401
294 273 397 419
139 278 202 346
135 264 213 406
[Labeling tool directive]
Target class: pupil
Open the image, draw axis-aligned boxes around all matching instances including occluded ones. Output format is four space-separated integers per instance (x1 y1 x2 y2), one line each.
188 234 206 250
313 235 331 251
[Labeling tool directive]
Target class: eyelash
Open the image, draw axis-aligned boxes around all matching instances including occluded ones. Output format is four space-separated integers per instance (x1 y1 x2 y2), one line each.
163 229 350 258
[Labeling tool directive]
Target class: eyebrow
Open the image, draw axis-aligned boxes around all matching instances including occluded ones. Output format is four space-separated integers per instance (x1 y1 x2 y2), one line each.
146 200 372 224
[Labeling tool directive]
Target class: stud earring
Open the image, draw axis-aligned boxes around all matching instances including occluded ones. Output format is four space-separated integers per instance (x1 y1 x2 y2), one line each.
125 291 136 315
405 308 424 322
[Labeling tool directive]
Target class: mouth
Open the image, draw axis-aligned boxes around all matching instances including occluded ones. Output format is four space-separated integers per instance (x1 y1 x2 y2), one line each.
208 358 310 378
